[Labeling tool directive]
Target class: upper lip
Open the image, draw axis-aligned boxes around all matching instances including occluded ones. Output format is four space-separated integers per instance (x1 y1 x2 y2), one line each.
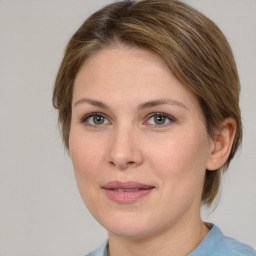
101 181 155 190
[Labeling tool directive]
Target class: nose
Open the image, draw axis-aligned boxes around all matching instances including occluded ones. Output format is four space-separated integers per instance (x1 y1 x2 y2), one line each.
107 126 144 170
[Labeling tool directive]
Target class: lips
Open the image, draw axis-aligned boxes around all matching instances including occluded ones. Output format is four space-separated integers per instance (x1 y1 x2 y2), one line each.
101 181 155 204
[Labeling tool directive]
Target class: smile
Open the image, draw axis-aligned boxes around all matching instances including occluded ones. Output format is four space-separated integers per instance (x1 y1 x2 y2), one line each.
113 188 141 192
101 181 155 204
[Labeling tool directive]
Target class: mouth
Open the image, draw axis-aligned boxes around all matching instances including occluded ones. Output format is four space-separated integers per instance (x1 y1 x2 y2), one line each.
101 181 155 204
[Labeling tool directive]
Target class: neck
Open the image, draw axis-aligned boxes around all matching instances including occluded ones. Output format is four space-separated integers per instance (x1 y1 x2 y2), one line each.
107 215 209 256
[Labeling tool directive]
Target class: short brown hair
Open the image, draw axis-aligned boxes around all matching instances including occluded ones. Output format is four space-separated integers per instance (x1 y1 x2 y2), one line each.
53 0 242 206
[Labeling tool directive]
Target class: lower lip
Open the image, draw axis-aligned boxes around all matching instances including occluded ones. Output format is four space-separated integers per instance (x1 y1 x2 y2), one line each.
103 189 154 204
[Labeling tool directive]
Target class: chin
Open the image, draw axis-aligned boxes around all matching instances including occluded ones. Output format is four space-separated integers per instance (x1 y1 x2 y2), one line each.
108 224 154 239
98 211 164 239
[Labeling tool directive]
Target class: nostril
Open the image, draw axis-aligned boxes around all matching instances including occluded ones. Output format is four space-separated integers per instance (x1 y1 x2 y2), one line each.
108 160 136 169
109 161 115 166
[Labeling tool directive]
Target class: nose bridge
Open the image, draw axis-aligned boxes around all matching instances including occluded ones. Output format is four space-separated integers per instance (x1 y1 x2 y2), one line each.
108 123 143 169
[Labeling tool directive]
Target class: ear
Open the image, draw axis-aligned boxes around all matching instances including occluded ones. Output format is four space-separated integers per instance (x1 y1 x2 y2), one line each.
206 118 237 171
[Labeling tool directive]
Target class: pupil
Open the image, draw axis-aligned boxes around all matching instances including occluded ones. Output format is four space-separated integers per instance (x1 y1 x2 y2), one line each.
93 115 104 124
154 115 166 125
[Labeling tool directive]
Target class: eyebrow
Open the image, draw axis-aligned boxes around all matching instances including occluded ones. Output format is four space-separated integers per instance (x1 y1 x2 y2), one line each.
137 99 188 110
74 98 188 110
74 98 110 109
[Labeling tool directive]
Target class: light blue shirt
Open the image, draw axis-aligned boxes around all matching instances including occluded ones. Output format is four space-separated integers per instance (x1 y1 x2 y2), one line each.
84 224 256 256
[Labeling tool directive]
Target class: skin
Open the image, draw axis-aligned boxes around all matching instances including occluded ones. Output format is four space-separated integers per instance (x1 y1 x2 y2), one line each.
69 45 236 256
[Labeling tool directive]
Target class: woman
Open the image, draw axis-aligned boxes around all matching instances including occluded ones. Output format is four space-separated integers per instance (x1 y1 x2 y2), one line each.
53 0 256 255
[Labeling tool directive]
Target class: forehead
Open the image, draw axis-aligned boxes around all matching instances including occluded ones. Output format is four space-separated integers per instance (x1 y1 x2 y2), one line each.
75 45 170 82
72 45 200 112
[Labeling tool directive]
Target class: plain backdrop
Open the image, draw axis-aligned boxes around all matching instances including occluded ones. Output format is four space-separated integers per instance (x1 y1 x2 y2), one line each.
0 0 255 255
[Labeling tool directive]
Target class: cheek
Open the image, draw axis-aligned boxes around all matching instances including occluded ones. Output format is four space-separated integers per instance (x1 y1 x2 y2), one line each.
151 134 209 216
148 130 209 189
69 130 107 211
69 129 105 183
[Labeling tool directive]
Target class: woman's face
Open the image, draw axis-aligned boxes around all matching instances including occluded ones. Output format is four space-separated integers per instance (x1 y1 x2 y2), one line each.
69 46 214 239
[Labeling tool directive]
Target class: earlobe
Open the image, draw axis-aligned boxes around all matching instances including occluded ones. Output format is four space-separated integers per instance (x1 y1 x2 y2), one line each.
206 118 237 171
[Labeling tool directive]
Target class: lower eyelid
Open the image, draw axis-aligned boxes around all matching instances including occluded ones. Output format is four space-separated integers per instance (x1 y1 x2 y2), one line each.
80 113 111 126
147 113 175 124
79 112 175 127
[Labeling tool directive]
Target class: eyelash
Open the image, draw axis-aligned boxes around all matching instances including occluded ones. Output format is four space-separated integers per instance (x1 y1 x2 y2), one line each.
146 112 175 127
80 112 110 128
80 112 175 128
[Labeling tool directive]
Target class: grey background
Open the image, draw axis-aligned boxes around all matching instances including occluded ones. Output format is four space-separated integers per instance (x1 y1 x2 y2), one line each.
0 0 255 255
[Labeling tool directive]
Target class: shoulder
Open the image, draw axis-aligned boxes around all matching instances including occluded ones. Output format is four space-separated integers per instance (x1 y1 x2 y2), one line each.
189 224 256 256
84 240 108 256
213 229 256 256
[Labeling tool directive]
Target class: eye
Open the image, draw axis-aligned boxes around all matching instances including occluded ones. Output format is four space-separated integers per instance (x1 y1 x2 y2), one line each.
147 113 174 126
81 113 110 126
